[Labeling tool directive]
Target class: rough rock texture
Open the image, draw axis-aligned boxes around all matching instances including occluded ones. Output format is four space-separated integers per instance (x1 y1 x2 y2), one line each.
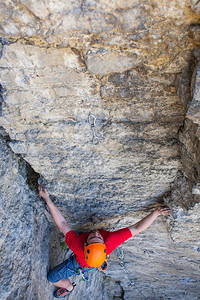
0 135 51 299
0 0 200 299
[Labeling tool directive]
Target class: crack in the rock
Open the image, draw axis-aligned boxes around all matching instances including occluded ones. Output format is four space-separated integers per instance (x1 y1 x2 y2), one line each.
0 84 6 116
0 128 41 192
18 156 40 192
102 274 125 300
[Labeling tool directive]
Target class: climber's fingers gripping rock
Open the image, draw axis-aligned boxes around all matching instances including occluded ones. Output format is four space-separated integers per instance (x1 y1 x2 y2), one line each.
157 205 171 216
38 184 49 200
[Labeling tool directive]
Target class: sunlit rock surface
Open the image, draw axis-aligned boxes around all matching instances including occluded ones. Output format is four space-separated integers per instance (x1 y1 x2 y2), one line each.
0 0 200 299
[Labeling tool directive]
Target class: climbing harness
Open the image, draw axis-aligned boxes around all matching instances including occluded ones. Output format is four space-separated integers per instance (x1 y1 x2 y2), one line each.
75 258 89 281
88 113 100 143
77 268 89 281
117 247 147 299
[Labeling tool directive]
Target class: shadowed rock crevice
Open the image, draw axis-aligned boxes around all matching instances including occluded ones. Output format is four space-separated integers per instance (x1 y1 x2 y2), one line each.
178 62 200 200
174 54 197 110
0 126 11 143
0 84 6 116
179 120 200 188
0 124 41 192
17 156 40 192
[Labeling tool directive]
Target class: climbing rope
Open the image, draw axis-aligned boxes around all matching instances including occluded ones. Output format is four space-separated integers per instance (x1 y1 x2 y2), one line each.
111 222 147 299
116 247 147 299
88 113 100 143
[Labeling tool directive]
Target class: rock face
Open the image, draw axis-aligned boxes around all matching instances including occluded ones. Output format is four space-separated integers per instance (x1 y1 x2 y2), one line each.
0 0 200 299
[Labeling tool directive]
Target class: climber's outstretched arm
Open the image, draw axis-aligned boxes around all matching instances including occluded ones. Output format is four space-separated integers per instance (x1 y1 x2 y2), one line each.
129 205 170 236
38 185 72 236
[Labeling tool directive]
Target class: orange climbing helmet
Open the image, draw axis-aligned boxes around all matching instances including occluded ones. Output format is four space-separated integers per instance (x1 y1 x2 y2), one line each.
84 243 106 267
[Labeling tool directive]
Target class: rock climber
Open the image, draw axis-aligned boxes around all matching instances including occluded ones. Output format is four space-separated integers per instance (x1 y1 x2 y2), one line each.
38 184 171 299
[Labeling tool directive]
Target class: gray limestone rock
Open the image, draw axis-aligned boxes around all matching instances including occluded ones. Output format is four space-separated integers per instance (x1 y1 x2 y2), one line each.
0 0 200 299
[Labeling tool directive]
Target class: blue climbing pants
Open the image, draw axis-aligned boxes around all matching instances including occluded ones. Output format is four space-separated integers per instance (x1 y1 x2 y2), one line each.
47 254 93 283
